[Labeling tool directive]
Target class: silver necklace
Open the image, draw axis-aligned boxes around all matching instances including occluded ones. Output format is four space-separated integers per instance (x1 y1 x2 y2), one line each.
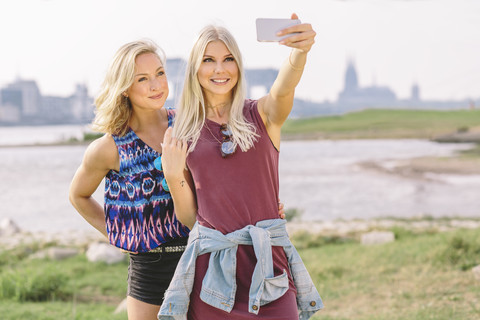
204 122 223 145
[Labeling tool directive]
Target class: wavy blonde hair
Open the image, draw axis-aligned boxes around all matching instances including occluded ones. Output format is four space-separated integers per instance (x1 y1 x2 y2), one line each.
91 39 165 136
173 25 258 152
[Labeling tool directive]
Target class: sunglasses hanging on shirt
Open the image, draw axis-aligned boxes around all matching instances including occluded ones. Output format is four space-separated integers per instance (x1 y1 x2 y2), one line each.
205 123 236 158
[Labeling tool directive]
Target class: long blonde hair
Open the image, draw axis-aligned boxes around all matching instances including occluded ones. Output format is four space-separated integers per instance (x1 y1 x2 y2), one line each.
92 39 165 136
173 25 258 152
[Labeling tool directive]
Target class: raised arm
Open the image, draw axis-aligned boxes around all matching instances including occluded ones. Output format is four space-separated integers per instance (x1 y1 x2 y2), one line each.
258 13 316 149
161 127 198 229
69 135 118 237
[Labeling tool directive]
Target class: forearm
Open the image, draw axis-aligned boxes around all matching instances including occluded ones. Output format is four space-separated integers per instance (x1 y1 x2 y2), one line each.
270 49 307 99
165 171 197 229
263 49 308 126
70 195 108 237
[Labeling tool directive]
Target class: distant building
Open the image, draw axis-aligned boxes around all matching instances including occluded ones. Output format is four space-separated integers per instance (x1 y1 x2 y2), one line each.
70 84 93 122
7 79 41 117
338 61 396 107
245 68 278 99
0 78 93 125
1 58 478 125
0 88 22 123
165 58 187 105
410 83 420 102
290 59 476 117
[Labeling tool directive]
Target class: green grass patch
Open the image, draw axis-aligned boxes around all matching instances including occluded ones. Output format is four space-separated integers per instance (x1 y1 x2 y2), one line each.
1 227 480 319
435 233 480 271
83 132 103 141
283 109 480 139
460 143 480 157
0 247 128 319
306 227 480 320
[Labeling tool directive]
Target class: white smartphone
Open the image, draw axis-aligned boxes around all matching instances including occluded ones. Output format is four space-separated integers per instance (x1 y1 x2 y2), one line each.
256 18 301 42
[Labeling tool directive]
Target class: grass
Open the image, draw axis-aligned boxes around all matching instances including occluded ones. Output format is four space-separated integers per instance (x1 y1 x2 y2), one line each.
0 226 479 319
282 108 480 139
297 227 480 320
45 108 480 145
0 249 128 319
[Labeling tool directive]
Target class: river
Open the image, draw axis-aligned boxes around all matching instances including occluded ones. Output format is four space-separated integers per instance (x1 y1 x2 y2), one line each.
0 126 478 233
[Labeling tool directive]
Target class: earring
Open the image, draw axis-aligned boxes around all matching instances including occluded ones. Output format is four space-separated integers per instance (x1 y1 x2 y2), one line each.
123 95 130 109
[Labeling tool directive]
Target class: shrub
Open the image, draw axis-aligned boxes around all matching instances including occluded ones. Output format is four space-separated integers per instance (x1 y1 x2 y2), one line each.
0 268 72 302
83 132 103 141
436 234 480 271
284 208 302 222
290 231 355 249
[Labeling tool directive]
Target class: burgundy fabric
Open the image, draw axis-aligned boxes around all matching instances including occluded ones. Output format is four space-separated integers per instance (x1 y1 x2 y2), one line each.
186 100 298 319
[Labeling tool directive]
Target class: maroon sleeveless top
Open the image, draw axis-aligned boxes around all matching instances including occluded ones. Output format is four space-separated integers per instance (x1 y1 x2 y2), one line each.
186 100 298 319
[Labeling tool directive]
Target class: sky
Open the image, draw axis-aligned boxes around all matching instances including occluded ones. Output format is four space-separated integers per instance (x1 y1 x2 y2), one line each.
1 0 479 104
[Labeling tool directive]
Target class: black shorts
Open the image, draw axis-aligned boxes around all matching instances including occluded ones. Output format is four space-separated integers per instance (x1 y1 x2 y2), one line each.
127 238 187 305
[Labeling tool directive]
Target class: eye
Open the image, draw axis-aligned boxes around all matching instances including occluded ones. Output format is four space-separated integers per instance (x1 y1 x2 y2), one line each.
138 77 147 82
225 57 235 62
203 58 213 63
157 71 165 76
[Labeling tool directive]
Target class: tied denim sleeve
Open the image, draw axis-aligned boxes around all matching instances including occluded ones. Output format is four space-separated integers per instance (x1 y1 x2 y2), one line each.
158 219 323 320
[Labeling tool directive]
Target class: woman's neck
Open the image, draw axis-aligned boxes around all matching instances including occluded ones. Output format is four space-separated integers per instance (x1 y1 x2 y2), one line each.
129 108 166 133
205 98 232 124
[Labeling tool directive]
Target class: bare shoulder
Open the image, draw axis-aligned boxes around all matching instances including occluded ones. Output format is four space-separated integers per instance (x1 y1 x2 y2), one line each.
83 134 119 172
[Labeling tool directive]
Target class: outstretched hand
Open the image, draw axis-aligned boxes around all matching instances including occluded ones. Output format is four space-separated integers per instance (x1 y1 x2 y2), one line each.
277 13 316 53
161 127 188 181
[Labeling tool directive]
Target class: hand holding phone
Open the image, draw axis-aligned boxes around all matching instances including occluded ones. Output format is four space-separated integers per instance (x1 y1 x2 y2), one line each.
256 18 301 42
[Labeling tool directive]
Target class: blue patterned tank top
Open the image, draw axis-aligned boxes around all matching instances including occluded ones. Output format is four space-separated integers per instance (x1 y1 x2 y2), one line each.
104 107 189 253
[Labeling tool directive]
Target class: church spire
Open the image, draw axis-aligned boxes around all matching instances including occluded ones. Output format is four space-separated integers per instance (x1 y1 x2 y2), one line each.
344 58 358 93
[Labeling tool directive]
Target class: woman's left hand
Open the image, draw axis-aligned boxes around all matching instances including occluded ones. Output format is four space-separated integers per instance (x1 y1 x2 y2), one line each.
161 127 188 181
277 13 316 54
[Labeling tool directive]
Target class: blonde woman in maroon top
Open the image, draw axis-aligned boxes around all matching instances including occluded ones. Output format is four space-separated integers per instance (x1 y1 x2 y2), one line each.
161 13 316 319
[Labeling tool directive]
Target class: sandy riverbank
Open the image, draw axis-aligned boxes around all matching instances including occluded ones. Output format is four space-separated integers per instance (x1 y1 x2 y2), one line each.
2 217 480 252
359 154 480 181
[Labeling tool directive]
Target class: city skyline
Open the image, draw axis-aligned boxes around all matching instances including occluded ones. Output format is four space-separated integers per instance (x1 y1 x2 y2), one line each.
2 57 474 125
1 0 479 104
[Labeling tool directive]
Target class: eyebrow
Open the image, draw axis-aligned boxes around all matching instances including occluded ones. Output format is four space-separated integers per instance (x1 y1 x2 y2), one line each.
134 66 164 77
203 54 234 58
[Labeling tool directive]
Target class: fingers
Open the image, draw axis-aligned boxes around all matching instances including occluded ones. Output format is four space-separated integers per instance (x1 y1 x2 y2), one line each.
163 127 185 149
277 22 312 37
277 19 316 53
280 32 315 54
278 199 286 219
291 13 298 20
171 137 187 152
282 38 316 53
279 28 315 43
181 139 188 153
163 129 188 158
163 126 173 145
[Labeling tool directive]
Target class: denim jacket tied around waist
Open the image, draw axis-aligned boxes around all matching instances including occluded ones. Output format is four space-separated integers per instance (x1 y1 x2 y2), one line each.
157 218 323 320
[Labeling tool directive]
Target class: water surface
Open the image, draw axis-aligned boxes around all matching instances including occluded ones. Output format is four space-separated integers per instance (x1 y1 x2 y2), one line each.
0 138 478 232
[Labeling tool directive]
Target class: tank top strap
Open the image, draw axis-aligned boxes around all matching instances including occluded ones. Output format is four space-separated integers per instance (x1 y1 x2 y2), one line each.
166 107 176 127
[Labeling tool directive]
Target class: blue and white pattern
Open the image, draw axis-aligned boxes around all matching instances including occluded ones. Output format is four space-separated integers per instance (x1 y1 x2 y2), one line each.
104 108 189 253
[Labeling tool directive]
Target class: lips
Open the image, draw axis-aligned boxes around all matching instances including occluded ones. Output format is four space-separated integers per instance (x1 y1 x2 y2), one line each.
211 79 229 84
149 92 164 99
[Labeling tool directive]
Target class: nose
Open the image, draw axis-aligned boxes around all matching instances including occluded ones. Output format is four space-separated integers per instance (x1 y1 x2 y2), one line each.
150 77 161 91
214 61 225 73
